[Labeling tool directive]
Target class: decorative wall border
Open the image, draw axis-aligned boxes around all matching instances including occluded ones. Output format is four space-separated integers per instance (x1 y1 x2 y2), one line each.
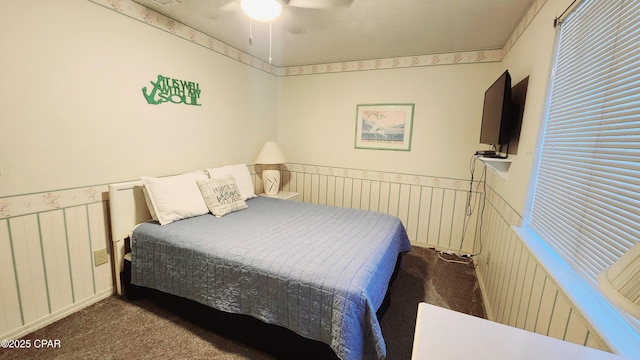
282 163 479 193
276 50 503 76
0 186 108 220
87 0 547 76
503 0 548 56
0 165 513 229
483 184 523 228
88 0 278 74
0 165 264 220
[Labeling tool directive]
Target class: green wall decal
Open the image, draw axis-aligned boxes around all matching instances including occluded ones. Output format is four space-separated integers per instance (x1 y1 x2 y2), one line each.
142 75 201 106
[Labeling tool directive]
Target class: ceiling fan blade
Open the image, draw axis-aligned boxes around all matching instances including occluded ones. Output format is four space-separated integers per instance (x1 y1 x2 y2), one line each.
281 5 333 34
207 0 239 20
286 0 353 10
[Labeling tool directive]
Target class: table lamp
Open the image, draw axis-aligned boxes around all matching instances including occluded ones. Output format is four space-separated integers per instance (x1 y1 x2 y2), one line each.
255 141 287 196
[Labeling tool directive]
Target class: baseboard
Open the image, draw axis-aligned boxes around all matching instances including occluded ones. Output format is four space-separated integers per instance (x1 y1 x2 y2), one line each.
1 288 114 340
409 241 475 255
474 266 494 321
411 241 492 320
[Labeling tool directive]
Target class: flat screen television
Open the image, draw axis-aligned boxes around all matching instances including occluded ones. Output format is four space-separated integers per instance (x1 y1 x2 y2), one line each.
479 70 514 149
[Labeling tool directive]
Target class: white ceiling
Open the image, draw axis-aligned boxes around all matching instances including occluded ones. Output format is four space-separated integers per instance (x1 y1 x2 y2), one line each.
132 0 534 67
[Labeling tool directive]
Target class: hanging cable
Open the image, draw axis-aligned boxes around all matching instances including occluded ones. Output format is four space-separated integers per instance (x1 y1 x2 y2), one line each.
438 154 486 265
248 19 253 45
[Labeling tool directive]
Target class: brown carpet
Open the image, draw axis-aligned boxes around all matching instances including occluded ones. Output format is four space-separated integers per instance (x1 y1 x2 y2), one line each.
2 247 485 360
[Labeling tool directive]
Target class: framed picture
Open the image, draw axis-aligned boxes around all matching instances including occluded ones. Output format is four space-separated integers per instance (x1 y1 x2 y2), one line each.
354 103 415 151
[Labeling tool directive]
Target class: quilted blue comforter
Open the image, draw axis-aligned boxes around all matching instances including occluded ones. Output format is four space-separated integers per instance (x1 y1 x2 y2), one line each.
131 196 411 360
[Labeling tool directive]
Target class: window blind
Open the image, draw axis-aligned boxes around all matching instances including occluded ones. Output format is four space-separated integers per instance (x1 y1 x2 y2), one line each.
529 0 640 289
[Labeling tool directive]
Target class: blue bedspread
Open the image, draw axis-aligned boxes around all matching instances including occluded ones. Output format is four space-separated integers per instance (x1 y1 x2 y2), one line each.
131 196 411 360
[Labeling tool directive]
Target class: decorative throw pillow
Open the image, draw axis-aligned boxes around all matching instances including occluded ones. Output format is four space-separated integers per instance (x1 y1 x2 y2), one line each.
140 170 209 225
197 176 248 218
207 164 256 200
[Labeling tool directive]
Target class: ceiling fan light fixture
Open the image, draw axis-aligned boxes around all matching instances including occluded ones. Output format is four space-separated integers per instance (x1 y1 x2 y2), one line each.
241 0 282 22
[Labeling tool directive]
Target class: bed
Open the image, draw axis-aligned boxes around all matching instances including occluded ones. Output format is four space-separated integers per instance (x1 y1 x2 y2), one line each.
108 167 411 360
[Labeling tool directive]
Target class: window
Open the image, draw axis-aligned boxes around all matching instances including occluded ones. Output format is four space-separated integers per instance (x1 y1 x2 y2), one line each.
522 0 639 354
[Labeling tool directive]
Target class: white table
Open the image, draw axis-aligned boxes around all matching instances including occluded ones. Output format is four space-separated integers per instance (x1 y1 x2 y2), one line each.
411 303 626 360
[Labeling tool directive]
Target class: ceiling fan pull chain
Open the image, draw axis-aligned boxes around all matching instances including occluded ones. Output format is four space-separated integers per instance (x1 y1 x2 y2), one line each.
249 19 253 45
269 21 273 64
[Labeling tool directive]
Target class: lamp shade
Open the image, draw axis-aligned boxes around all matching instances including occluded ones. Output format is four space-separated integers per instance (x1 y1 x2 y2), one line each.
241 0 282 22
255 141 287 165
597 241 640 319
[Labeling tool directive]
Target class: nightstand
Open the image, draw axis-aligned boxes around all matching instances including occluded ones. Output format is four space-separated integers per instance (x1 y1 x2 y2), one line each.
258 191 301 201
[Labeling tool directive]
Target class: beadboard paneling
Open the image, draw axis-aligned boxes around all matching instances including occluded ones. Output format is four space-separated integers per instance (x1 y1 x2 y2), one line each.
0 219 24 333
2 162 611 353
2 165 481 339
276 163 483 254
474 185 610 352
39 210 74 313
0 187 112 340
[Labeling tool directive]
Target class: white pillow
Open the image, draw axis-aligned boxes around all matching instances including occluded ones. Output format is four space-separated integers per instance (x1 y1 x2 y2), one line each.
197 176 248 218
141 171 209 225
142 186 158 221
207 164 256 200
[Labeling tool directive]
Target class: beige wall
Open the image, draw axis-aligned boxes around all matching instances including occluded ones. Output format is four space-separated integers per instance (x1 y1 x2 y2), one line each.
2 0 618 353
486 0 567 214
472 0 615 353
0 0 517 204
0 0 278 197
0 0 276 339
278 63 502 180
276 0 617 353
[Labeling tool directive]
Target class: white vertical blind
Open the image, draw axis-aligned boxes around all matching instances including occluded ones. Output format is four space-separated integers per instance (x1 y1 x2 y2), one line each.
529 0 640 288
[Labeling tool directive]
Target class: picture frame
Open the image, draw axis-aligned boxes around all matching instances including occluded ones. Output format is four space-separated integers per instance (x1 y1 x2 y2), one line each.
354 103 415 151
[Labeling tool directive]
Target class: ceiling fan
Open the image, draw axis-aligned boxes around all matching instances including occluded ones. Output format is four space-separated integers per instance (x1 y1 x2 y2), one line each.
220 0 354 22
280 0 354 10
210 0 353 35
234 0 353 62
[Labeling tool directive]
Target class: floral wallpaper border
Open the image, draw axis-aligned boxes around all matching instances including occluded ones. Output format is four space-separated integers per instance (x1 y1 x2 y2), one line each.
0 175 520 248
282 163 480 193
0 164 474 219
0 186 108 220
87 0 546 76
89 0 278 74
503 0 547 55
281 163 523 229
0 168 260 220
0 163 520 230
483 184 522 228
276 50 503 76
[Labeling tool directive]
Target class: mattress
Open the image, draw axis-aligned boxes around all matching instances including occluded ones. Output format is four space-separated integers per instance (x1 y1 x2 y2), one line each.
131 196 411 360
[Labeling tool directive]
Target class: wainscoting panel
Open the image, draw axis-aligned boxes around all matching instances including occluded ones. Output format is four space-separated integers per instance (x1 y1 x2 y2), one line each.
2 162 610 353
0 219 22 333
474 186 610 352
39 210 74 314
10 214 50 325
89 202 114 293
0 186 113 340
277 163 483 254
1 165 481 338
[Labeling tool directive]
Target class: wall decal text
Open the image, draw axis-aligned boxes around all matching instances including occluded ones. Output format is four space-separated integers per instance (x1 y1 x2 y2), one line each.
142 74 201 106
